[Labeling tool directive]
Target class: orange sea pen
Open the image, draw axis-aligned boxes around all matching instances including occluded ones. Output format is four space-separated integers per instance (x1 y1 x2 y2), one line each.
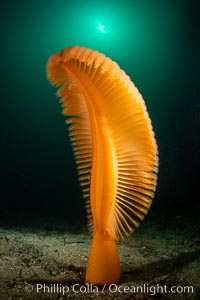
46 46 158 285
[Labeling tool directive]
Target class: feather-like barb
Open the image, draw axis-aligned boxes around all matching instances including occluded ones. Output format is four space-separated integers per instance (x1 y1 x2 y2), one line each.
46 46 158 284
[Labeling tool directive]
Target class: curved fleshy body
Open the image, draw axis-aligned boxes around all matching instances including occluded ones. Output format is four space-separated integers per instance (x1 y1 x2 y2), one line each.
46 46 158 284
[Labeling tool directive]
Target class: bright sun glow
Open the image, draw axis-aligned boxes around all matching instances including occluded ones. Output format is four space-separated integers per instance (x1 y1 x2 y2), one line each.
97 21 106 34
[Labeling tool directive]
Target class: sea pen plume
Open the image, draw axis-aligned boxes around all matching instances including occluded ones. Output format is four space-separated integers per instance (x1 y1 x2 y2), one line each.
46 46 158 285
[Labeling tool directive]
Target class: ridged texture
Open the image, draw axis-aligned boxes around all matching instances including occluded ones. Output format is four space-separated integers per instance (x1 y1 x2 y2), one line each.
47 46 158 240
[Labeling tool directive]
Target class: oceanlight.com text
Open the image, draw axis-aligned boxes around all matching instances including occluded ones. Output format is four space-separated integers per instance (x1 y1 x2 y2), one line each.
24 282 194 296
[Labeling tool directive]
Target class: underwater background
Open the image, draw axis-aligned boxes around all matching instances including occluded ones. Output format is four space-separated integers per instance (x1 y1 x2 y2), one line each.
1 1 200 299
1 0 199 226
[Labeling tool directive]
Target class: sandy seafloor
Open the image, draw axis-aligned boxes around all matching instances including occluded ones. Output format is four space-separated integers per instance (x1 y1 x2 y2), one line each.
0 213 199 300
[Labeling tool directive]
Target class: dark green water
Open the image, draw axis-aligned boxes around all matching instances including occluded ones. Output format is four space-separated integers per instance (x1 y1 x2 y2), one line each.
1 0 199 226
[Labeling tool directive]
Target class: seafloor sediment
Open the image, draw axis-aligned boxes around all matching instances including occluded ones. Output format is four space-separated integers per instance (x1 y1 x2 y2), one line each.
0 214 199 299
